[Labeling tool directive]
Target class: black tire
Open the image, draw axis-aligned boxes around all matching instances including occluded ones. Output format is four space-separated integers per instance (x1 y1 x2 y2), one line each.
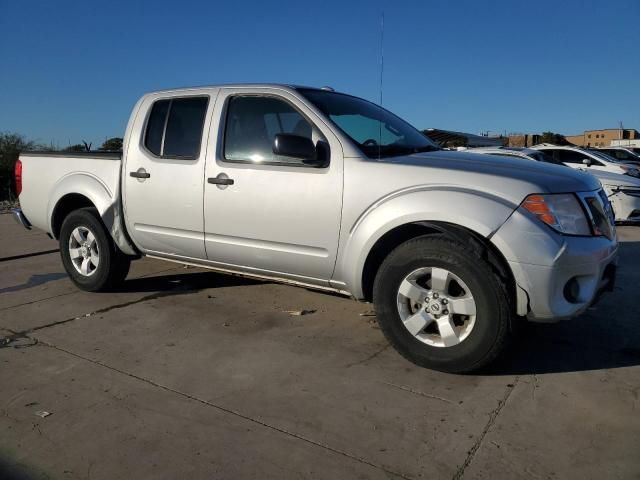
373 234 513 373
59 207 131 292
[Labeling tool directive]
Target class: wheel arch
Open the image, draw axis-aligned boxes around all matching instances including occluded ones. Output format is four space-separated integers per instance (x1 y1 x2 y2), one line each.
51 193 96 239
335 189 519 306
359 221 517 309
48 173 138 256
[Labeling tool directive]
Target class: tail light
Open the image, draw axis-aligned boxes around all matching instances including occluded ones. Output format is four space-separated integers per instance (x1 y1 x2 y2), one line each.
15 159 23 196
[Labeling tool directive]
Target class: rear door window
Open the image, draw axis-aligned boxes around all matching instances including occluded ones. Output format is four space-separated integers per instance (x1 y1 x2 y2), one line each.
144 97 209 159
542 149 562 163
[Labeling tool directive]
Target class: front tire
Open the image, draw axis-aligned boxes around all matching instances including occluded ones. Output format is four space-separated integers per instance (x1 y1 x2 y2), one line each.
373 234 512 373
60 208 131 292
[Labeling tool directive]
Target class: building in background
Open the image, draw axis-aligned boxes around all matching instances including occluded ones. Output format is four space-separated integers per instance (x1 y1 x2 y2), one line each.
507 133 542 147
611 139 640 148
422 129 505 148
565 129 639 147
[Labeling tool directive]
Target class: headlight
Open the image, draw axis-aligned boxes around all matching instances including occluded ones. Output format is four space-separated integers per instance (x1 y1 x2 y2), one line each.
521 194 591 235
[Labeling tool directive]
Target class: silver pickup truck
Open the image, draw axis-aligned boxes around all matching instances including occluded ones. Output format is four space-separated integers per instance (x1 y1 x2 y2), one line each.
14 84 618 373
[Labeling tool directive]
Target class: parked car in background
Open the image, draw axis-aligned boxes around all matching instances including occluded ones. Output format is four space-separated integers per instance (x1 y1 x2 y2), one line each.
533 144 640 178
12 84 618 373
472 147 640 223
597 147 640 164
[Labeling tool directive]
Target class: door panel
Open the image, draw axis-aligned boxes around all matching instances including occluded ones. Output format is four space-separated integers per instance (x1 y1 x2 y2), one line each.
123 91 218 259
202 88 343 284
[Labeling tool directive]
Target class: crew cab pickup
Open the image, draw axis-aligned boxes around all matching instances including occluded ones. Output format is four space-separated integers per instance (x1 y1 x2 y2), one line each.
14 84 618 373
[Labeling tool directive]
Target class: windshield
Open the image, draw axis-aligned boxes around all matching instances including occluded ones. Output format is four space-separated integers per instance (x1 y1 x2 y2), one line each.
298 89 438 159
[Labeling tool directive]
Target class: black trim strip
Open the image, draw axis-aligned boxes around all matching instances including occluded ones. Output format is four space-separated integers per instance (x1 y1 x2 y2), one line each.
20 151 122 159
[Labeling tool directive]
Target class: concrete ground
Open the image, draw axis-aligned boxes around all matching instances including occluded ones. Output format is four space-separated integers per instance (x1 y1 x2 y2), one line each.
0 213 639 480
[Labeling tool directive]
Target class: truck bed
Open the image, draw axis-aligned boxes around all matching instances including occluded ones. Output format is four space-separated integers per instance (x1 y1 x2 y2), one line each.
19 151 123 235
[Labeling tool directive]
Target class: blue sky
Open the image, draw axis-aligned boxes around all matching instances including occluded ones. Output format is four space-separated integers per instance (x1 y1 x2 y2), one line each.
1 0 638 147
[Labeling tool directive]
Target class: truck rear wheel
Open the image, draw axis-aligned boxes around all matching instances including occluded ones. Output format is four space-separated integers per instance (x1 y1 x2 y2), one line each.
372 234 512 373
59 208 131 292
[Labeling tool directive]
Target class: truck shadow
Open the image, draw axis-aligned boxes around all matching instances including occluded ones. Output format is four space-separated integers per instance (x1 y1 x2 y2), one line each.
111 270 265 294
0 272 68 295
487 239 640 375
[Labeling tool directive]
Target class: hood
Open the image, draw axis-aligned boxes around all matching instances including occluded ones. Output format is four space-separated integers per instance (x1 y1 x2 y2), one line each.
584 168 640 188
380 150 600 200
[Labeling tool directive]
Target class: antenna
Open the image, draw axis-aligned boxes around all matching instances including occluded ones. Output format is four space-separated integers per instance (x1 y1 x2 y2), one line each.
378 11 384 159
379 11 384 106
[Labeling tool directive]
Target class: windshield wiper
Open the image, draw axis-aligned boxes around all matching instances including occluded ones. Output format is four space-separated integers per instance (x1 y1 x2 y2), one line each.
411 145 441 153
363 144 441 159
379 145 440 157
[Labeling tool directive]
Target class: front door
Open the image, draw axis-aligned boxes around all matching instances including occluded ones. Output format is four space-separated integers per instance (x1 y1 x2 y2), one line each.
551 148 607 174
123 92 216 259
202 88 343 284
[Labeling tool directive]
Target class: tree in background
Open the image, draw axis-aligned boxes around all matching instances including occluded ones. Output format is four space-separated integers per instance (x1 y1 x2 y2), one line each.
64 141 92 152
539 131 569 145
99 137 123 151
64 144 87 152
0 132 37 201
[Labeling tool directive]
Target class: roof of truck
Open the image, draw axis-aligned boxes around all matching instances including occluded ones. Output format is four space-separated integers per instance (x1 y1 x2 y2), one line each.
146 84 335 95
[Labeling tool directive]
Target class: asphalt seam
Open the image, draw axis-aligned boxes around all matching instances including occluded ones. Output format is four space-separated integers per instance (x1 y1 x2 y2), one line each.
0 288 200 342
0 266 181 312
32 339 411 480
0 249 59 263
344 343 390 367
382 382 454 404
451 376 520 480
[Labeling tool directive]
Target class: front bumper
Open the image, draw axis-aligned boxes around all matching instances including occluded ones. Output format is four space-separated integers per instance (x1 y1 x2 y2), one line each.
12 208 32 230
491 208 618 322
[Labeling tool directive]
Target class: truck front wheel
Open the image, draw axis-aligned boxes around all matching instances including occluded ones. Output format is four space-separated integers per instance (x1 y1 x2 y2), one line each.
373 234 512 373
59 208 131 292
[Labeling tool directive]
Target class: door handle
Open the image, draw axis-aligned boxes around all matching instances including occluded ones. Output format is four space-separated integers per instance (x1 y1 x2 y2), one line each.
130 169 151 179
208 175 234 186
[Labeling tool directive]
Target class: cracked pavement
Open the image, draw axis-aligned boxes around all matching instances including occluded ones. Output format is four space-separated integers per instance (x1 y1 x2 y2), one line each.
1 214 639 479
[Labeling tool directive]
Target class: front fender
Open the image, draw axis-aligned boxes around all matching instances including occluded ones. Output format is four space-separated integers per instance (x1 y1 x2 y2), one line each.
336 187 518 299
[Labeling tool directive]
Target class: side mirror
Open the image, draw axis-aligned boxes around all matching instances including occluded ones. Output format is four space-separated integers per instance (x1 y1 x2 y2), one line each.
273 134 316 160
582 158 592 167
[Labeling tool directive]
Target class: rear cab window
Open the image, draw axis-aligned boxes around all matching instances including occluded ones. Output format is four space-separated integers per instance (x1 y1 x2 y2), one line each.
143 96 209 159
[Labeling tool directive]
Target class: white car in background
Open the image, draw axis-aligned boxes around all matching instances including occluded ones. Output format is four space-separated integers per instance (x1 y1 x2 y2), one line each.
472 146 640 223
597 147 640 164
532 144 640 178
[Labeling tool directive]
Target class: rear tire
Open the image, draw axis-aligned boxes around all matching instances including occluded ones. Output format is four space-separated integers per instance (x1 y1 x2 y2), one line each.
373 234 513 373
59 208 131 292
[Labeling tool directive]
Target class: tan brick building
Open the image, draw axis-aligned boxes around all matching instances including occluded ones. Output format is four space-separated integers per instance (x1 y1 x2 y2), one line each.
508 134 542 147
565 129 640 147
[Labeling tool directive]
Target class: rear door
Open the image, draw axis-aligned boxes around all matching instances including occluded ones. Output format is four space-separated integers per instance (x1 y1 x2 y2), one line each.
123 91 217 259
202 87 344 285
